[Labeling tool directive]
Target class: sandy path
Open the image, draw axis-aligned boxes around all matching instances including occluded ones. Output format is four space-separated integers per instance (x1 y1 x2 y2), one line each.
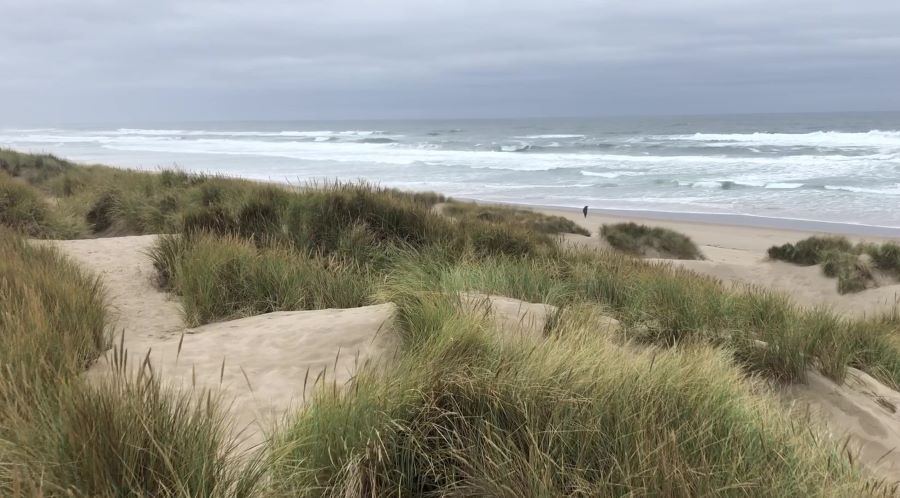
50 235 397 447
49 235 185 350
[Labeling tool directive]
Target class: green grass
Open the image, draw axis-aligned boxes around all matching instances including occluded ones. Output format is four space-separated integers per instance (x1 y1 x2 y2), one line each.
0 171 82 238
5 148 900 495
768 236 900 294
0 228 263 496
443 201 592 236
154 233 375 326
601 222 704 259
269 288 880 496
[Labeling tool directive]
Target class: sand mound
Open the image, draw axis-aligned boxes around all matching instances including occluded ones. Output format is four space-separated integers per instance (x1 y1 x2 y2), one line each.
459 292 620 338
666 258 900 318
50 235 398 447
783 368 900 483
94 304 397 447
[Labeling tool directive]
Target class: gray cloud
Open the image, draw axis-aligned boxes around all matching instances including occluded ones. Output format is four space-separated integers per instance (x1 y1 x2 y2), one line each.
1 0 899 124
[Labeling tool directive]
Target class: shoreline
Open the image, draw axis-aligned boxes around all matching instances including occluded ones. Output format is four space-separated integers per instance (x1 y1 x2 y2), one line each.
456 196 900 240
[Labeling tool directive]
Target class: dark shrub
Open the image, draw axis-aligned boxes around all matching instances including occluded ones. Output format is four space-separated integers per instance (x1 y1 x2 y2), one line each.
601 223 703 260
86 190 120 233
767 236 854 266
182 206 236 236
236 198 282 241
866 242 900 273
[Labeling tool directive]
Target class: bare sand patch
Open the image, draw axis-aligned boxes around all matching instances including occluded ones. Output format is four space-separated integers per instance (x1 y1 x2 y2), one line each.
50 235 398 447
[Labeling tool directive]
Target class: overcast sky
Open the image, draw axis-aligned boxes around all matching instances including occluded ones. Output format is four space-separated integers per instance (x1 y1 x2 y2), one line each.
2 0 899 124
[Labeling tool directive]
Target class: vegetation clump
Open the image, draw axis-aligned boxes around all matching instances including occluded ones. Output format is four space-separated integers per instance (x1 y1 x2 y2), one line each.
601 222 704 259
0 172 79 238
443 201 591 236
768 236 900 294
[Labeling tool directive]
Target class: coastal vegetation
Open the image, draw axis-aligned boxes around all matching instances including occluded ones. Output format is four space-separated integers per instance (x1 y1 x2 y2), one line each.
1 148 899 495
769 236 900 294
601 221 704 259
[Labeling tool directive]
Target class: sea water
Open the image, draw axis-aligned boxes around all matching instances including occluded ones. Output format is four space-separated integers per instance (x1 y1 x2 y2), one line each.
3 112 899 228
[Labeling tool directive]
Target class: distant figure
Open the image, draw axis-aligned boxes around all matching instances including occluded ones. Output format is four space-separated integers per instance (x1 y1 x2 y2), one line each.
582 205 588 218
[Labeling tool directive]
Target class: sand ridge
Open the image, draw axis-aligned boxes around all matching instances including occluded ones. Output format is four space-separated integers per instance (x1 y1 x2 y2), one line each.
51 235 398 447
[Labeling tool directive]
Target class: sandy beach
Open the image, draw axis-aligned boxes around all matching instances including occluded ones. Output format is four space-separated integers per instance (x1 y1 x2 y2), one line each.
480 201 900 318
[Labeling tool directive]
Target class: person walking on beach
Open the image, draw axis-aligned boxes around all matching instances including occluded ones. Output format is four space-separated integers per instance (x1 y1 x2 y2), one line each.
583 205 588 218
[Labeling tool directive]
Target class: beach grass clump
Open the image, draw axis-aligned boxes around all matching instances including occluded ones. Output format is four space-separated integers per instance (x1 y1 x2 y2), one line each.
0 172 82 238
864 242 900 274
0 149 72 184
765 236 900 294
154 233 374 326
270 290 874 496
443 201 591 236
0 364 263 497
0 227 262 495
0 228 109 385
600 222 703 259
767 236 855 266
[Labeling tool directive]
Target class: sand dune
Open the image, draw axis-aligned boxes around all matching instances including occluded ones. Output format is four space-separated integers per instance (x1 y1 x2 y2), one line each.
783 368 900 483
48 221 900 480
51 235 398 446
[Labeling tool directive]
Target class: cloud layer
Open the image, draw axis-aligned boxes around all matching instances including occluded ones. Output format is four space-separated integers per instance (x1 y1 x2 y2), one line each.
2 0 899 123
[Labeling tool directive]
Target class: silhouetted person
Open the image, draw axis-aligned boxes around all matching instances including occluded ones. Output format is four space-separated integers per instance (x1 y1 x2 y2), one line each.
582 205 588 218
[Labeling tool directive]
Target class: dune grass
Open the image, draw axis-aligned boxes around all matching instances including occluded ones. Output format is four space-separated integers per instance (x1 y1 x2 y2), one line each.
5 148 900 494
0 228 263 496
269 288 881 496
154 233 375 326
768 236 900 294
0 171 82 238
601 222 704 259
442 201 591 236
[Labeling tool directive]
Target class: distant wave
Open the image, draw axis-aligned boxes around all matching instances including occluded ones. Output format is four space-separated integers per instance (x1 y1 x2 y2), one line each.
824 184 900 195
516 134 585 139
677 180 806 190
659 130 900 149
356 137 397 144
580 170 647 179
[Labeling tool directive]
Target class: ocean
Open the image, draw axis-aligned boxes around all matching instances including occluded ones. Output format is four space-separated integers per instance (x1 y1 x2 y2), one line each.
3 112 899 228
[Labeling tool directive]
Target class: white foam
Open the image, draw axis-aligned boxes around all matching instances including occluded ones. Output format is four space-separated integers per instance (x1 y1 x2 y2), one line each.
516 134 586 139
580 170 647 178
824 184 900 195
765 183 804 189
659 130 900 149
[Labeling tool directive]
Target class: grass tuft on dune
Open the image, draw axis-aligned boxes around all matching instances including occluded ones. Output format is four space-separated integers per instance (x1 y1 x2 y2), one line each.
601 222 704 259
769 236 900 294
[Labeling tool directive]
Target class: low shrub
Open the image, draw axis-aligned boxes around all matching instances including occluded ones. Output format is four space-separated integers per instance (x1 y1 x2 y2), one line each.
85 190 120 233
0 172 79 238
767 236 854 266
443 202 591 236
601 222 703 259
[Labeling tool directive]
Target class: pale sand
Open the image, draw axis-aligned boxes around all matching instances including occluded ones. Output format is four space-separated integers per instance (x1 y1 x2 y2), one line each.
513 203 900 318
50 235 398 447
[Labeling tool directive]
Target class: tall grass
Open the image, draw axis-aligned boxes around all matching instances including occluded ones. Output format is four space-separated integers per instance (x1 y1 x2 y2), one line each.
0 172 81 238
152 233 376 326
270 289 880 496
0 228 263 496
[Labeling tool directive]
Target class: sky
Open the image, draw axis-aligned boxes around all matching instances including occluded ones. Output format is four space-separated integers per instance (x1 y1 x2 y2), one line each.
2 0 899 124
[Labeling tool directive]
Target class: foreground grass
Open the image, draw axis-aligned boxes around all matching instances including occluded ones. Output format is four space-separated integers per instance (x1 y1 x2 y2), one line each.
0 228 262 496
769 236 900 294
601 222 704 259
270 289 880 496
4 149 900 494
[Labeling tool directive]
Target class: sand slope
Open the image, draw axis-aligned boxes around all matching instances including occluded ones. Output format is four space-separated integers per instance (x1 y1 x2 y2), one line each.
51 235 397 446
783 368 900 483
